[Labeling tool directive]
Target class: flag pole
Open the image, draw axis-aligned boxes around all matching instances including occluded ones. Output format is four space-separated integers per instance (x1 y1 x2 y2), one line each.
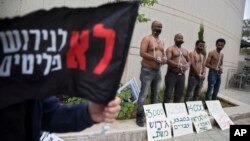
94 0 141 137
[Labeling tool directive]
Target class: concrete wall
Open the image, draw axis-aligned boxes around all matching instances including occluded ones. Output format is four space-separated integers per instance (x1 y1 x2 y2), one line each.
0 0 246 91
125 0 246 91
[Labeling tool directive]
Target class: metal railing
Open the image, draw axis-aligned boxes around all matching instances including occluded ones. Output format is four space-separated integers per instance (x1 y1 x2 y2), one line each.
226 68 250 91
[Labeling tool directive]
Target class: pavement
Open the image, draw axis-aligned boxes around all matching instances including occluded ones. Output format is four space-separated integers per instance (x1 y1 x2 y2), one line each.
57 89 250 141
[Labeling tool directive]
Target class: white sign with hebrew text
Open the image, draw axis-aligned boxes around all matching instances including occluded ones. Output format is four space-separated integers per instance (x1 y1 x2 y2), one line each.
144 104 172 141
171 114 193 137
164 103 188 117
205 100 234 130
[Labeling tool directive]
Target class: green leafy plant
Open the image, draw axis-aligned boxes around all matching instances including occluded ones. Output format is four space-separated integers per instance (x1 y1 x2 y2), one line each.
137 0 158 23
118 102 136 119
198 23 204 41
59 95 87 105
117 87 136 119
198 23 207 57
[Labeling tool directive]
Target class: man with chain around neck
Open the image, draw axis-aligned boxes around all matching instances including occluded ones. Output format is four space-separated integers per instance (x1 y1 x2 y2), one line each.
205 38 225 100
136 20 167 127
163 33 190 103
185 40 206 101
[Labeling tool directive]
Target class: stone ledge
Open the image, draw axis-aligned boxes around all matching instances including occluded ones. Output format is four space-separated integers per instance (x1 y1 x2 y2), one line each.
57 94 250 141
58 108 250 141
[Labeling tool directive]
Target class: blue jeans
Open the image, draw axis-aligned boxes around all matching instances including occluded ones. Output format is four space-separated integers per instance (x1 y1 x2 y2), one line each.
137 67 161 115
185 74 203 101
205 70 221 100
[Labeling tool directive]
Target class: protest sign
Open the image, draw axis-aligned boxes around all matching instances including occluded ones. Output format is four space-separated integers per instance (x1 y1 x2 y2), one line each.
186 101 205 115
117 77 139 103
205 100 224 116
213 112 234 130
205 100 234 130
164 103 193 137
191 112 212 133
186 101 212 133
0 1 139 108
144 104 172 141
40 132 63 141
171 113 193 137
164 103 188 117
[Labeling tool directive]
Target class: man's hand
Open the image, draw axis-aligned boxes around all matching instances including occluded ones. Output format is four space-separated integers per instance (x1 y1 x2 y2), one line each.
179 63 189 72
161 56 167 64
199 74 205 80
218 67 223 74
214 67 223 74
154 56 162 64
88 97 121 123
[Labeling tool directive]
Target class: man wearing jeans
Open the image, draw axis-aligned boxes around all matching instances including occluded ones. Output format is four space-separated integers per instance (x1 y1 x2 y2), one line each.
185 40 206 101
136 21 167 127
205 38 225 100
163 33 190 103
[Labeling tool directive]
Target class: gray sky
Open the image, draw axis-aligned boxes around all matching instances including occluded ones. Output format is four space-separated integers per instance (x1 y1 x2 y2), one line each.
244 0 250 19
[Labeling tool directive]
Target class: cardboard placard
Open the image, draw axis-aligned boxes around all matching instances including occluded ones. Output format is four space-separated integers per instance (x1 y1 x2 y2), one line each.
171 114 193 137
117 77 139 103
164 103 188 117
186 101 205 115
186 101 212 133
191 112 212 133
213 113 234 130
205 100 234 130
164 103 193 137
40 132 63 141
144 104 172 141
205 100 224 116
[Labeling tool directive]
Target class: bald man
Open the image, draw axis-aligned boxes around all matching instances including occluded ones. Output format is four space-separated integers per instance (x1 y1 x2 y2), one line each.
136 20 167 127
163 33 190 103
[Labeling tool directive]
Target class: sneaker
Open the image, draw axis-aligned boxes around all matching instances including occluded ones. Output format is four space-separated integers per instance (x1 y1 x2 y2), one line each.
136 116 144 127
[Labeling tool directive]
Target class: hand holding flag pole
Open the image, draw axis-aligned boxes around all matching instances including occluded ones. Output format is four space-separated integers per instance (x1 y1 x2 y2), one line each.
89 97 121 136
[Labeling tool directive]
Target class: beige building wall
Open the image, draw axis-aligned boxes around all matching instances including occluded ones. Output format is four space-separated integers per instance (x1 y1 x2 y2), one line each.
127 0 246 91
0 0 246 91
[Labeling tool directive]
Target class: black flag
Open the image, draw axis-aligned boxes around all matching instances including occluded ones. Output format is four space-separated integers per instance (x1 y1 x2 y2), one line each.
0 1 139 108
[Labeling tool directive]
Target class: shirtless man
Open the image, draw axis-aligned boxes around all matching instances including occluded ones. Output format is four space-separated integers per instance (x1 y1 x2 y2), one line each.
185 40 206 101
163 33 189 103
205 38 225 100
136 20 167 127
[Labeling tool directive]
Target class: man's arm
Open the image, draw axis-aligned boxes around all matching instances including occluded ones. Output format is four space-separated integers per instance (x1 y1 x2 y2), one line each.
219 54 224 73
161 46 167 64
140 37 155 61
201 54 206 75
41 96 120 133
205 51 214 69
41 97 95 132
183 49 190 71
166 47 178 68
189 52 200 74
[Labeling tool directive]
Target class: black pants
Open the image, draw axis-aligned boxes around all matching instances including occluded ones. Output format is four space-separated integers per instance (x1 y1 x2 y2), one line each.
163 70 185 103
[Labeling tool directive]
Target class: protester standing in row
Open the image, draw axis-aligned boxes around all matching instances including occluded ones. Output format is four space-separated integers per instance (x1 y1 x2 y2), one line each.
185 40 206 101
163 33 190 103
136 20 167 127
205 38 225 100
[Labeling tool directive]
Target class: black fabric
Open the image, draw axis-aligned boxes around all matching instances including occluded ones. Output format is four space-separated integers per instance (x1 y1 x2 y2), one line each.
0 1 139 108
0 102 29 141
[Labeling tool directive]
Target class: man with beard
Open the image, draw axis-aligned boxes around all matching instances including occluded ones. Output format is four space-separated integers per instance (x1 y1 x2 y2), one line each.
185 40 206 101
205 38 225 100
163 33 190 103
136 20 167 127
